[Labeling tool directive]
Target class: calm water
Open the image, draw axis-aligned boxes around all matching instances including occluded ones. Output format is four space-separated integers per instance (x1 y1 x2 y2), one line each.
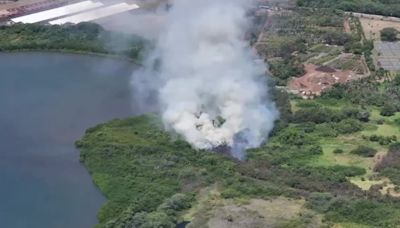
0 52 136 228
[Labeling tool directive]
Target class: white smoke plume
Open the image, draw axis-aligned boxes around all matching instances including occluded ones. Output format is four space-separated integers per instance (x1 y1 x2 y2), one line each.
132 0 279 159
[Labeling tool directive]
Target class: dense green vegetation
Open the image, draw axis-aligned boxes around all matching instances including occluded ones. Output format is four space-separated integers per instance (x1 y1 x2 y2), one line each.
0 22 146 60
297 0 400 17
323 74 400 113
78 77 400 227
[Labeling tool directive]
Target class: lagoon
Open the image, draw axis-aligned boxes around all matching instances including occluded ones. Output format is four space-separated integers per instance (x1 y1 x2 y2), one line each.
0 52 135 228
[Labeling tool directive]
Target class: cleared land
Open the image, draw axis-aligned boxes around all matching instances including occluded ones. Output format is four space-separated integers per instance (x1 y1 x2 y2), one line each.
359 17 400 40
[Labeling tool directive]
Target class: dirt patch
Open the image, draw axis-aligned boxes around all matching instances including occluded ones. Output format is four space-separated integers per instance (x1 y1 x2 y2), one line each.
344 18 351 34
373 151 387 168
288 64 361 99
187 195 322 228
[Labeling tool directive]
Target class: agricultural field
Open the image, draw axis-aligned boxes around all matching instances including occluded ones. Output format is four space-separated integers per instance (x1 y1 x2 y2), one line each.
255 7 372 99
256 8 354 86
358 16 400 40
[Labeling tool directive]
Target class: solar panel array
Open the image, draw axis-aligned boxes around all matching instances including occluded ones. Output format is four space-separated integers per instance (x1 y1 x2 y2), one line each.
376 41 400 72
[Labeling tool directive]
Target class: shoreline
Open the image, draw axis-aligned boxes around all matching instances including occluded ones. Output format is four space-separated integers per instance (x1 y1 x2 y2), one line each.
0 48 142 65
0 49 141 225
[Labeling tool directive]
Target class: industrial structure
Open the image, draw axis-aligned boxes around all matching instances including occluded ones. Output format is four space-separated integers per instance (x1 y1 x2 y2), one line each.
0 0 164 25
11 0 104 23
49 2 139 25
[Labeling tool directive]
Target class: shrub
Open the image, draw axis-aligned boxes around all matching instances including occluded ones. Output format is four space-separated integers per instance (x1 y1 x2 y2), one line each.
325 198 399 226
376 119 385 125
351 146 377 157
333 149 344 154
380 103 396 117
307 192 334 213
380 27 399 42
309 145 323 155
157 193 194 216
221 188 242 199
341 108 370 122
368 135 397 145
335 119 363 134
292 107 342 124
277 129 313 146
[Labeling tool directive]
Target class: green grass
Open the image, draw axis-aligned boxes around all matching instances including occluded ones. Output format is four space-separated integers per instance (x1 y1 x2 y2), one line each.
308 136 373 171
363 110 400 138
362 124 399 137
370 109 400 122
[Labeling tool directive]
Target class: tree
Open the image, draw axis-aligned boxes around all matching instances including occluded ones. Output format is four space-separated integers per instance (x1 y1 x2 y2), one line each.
393 74 400 86
381 103 396 117
380 27 399 42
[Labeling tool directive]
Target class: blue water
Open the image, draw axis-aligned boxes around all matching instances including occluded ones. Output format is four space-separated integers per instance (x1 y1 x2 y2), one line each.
0 52 135 228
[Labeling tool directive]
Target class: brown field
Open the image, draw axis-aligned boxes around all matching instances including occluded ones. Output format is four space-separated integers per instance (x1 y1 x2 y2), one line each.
359 17 400 40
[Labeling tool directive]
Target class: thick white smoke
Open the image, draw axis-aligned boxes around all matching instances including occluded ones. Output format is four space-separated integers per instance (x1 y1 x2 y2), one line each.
132 0 278 159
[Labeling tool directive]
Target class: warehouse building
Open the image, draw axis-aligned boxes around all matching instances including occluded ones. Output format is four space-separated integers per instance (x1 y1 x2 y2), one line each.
11 0 104 23
49 2 139 25
5 0 141 25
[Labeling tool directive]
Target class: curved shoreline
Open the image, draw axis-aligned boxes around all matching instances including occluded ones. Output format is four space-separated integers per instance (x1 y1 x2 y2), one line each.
0 52 140 227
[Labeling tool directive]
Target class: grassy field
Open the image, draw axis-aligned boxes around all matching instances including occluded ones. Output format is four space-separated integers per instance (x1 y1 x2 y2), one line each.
289 94 400 196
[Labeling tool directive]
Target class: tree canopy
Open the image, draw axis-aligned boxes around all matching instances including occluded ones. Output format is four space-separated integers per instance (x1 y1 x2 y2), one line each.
380 27 399 42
